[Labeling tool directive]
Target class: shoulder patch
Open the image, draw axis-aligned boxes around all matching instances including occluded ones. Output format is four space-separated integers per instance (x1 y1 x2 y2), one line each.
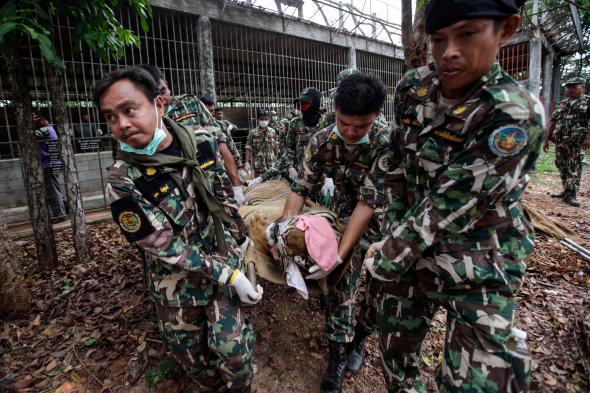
111 195 155 242
488 125 528 157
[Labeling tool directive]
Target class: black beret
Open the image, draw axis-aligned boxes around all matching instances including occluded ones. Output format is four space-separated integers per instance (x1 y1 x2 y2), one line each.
425 0 526 34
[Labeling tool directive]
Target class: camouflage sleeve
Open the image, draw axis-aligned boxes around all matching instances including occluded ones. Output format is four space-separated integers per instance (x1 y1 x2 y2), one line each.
260 122 297 181
283 118 298 167
366 110 544 280
360 128 407 231
106 165 234 285
223 126 242 163
550 101 565 123
245 130 253 151
290 134 324 197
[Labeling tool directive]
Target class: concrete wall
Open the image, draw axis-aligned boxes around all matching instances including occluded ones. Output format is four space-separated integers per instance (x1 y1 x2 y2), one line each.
1 151 114 223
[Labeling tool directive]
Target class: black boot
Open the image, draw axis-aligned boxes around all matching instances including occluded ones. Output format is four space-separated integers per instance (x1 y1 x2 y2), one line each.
320 341 348 393
346 325 369 373
564 191 581 207
551 190 566 198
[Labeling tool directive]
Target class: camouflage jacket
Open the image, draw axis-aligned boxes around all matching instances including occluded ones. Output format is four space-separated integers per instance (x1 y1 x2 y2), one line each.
166 94 241 163
367 62 545 280
245 126 278 177
106 124 241 307
291 122 393 240
261 116 320 181
551 94 590 145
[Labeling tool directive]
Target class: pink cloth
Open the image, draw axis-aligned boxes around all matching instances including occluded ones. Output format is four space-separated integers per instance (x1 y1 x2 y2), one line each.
296 215 339 272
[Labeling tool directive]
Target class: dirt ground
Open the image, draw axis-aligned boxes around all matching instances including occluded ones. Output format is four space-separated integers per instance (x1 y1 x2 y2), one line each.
1 170 589 393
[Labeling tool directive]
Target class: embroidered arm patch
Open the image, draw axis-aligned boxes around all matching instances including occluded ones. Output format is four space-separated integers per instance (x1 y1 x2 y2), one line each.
111 195 155 243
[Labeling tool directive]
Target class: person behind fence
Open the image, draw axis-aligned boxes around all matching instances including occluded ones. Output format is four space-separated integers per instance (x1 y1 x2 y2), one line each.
281 73 391 393
244 108 278 178
543 76 590 207
33 112 66 221
363 1 542 392
250 88 323 186
95 67 261 393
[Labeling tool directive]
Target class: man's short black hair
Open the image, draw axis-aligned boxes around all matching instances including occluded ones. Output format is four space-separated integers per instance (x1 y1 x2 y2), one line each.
214 106 223 113
200 96 215 106
136 64 164 84
334 73 386 116
93 67 160 109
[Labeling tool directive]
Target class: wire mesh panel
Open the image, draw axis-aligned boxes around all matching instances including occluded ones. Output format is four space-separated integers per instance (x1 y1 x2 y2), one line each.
212 20 349 130
357 50 405 121
0 6 201 216
499 41 529 81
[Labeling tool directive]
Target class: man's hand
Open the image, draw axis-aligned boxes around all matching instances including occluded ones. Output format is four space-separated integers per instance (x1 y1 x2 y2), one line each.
305 256 343 280
321 177 335 197
238 168 248 182
249 177 263 187
543 140 551 153
244 162 252 173
229 270 263 305
288 167 298 181
583 134 590 150
233 186 245 206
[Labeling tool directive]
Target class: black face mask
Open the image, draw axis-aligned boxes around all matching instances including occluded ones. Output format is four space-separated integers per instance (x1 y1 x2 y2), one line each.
298 88 322 127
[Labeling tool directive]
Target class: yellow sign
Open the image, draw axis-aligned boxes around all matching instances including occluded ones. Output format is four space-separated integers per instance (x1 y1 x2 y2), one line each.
146 167 156 176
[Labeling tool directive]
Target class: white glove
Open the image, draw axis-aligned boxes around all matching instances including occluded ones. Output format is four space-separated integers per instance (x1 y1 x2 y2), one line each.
238 169 248 182
321 177 335 197
305 256 344 280
244 162 252 173
238 236 251 254
229 270 263 305
249 177 263 187
288 167 298 181
233 186 245 206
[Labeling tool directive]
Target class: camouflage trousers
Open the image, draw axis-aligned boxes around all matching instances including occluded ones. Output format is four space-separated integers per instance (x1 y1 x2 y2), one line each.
555 142 584 192
154 287 255 392
374 250 531 393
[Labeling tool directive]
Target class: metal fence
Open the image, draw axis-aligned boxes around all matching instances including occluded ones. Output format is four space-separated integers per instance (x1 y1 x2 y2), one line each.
0 6 404 221
499 41 530 82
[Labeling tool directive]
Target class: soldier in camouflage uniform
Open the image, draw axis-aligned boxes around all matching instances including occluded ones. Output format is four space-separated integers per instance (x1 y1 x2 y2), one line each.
251 88 323 186
95 67 261 392
282 73 391 393
544 77 590 207
244 109 278 178
363 1 540 392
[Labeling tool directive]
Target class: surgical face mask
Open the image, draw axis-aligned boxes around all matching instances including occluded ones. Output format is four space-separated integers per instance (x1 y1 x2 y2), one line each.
272 116 278 121
333 126 369 145
258 120 269 128
119 101 167 155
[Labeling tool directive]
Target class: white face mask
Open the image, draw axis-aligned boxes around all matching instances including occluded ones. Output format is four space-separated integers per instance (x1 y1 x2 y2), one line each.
258 120 269 128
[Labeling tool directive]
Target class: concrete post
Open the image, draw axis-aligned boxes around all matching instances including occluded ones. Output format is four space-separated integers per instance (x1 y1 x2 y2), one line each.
528 37 542 97
542 52 554 115
347 46 357 69
552 56 562 106
198 16 216 102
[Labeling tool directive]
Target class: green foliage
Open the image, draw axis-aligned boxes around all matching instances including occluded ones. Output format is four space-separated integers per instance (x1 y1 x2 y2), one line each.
145 356 182 388
0 0 152 68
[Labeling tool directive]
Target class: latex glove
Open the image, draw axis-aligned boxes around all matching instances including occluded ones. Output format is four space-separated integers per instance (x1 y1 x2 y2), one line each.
238 236 251 254
288 167 298 181
238 168 248 182
249 177 263 187
244 162 252 173
321 177 335 197
229 270 263 305
233 186 245 206
305 256 344 280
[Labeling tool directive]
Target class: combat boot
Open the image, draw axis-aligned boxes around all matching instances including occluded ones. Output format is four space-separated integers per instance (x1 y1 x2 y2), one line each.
564 191 581 207
551 190 566 198
346 324 369 373
320 340 348 393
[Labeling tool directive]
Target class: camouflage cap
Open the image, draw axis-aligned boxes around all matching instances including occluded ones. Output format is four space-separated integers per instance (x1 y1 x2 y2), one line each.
336 68 361 84
564 77 586 86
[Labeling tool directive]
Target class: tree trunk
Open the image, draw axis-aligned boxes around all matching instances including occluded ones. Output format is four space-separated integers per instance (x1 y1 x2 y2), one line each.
0 210 31 319
6 50 58 268
401 0 430 69
46 64 90 263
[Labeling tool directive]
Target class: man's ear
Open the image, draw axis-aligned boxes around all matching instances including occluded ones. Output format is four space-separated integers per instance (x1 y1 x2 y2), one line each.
499 14 521 46
155 95 166 117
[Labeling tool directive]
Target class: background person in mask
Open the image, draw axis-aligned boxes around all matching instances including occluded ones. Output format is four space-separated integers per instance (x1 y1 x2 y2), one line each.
244 108 278 178
96 67 260 393
281 74 392 393
250 88 323 187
